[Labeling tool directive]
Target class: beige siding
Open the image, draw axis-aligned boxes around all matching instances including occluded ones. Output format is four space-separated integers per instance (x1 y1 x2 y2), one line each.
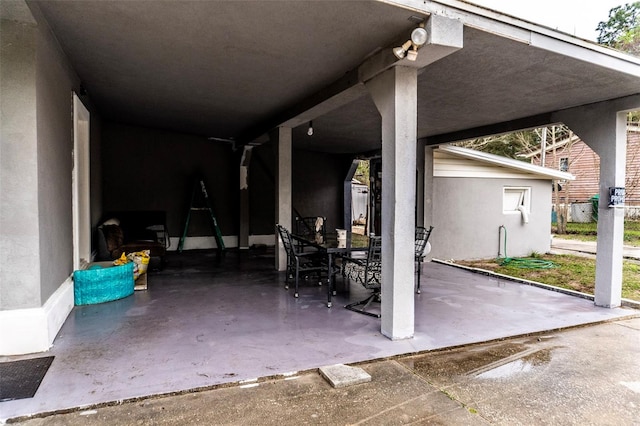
434 151 548 180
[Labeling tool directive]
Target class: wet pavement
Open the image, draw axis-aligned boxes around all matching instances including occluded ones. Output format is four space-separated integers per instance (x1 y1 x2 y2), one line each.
12 317 640 425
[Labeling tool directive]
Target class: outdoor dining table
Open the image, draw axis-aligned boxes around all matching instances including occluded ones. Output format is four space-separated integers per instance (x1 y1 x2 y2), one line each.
291 231 369 308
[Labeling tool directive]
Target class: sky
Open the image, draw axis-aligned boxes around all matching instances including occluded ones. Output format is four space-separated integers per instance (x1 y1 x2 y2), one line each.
469 0 627 41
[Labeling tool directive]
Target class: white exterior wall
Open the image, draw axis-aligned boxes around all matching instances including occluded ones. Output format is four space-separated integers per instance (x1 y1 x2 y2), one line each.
431 177 552 261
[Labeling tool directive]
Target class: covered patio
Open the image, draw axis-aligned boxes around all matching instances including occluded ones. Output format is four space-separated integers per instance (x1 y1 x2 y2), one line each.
1 250 634 422
2 0 640 402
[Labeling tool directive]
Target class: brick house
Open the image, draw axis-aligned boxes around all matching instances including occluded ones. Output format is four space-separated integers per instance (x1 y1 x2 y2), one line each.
524 125 640 207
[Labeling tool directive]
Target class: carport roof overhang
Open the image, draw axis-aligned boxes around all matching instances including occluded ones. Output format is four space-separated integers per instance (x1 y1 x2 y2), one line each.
21 0 640 154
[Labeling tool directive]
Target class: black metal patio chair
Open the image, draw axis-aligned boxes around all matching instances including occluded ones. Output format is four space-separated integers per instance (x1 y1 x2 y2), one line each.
276 224 327 299
343 235 382 318
415 226 434 294
295 216 326 244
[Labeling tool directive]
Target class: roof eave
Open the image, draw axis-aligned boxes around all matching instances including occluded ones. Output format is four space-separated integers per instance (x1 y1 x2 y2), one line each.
437 145 576 180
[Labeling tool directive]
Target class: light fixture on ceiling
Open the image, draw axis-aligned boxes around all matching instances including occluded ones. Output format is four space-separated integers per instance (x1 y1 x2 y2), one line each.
411 25 428 45
392 40 413 60
406 47 418 61
393 23 428 61
307 121 313 136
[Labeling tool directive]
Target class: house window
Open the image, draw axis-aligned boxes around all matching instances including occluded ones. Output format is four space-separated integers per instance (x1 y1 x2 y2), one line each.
559 157 569 172
503 187 531 222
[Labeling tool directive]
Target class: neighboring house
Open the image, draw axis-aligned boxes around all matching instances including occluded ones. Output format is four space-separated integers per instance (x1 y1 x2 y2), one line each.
522 125 640 207
428 145 574 261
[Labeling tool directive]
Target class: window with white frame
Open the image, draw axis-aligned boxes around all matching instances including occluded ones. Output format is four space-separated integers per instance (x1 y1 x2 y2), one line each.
559 157 569 172
503 187 531 218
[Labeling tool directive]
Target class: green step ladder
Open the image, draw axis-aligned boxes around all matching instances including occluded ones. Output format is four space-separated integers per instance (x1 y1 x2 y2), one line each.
178 179 225 253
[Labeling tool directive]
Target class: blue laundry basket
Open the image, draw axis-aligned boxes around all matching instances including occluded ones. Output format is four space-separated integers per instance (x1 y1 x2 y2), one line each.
73 262 135 305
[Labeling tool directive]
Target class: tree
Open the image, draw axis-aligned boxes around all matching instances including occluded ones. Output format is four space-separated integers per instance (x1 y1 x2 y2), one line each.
354 160 369 186
550 126 575 234
454 126 572 161
455 130 539 160
596 2 640 56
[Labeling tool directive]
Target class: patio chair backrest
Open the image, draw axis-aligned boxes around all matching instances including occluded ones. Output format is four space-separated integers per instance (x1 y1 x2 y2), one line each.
367 235 382 263
295 216 326 239
276 224 296 257
363 236 382 287
415 226 434 258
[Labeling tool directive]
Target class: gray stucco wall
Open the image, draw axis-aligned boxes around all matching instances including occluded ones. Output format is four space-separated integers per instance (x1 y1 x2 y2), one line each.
101 124 348 241
1 9 98 310
430 177 552 261
248 143 275 235
90 116 103 228
36 16 81 304
101 123 238 238
293 149 351 233
246 143 348 237
1 19 40 309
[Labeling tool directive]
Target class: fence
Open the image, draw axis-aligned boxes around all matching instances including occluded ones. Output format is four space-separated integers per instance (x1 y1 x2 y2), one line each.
553 203 640 222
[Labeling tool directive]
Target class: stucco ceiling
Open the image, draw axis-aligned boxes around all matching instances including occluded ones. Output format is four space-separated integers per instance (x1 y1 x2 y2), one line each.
25 0 640 154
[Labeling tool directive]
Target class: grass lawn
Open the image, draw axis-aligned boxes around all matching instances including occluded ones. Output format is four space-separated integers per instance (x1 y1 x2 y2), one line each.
554 220 640 246
454 220 640 302
455 254 640 302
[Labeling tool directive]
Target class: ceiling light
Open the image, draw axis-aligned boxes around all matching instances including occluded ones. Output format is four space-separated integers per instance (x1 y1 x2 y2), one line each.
411 26 428 46
307 121 313 136
393 24 429 61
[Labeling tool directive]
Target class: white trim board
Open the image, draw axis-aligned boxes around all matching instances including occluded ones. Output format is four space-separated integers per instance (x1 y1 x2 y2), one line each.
72 93 91 270
0 275 74 356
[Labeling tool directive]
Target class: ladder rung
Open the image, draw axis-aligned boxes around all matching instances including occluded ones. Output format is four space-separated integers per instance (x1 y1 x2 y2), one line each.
191 208 209 211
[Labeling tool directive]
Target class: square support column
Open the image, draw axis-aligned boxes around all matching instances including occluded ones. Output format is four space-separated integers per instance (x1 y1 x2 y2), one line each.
271 127 292 271
593 113 627 307
238 146 253 250
416 140 425 227
555 105 630 307
366 66 417 340
423 146 434 244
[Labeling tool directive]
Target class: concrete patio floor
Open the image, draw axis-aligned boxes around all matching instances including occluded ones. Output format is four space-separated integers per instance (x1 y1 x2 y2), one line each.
1 248 636 422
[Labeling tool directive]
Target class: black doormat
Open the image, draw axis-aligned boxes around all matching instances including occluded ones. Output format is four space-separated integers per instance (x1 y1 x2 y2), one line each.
0 356 54 402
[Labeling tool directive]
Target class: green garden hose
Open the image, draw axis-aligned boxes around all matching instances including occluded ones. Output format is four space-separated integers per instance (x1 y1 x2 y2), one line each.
497 225 555 269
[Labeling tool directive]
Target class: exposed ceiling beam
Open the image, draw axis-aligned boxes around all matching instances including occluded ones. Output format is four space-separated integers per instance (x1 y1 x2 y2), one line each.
425 94 640 146
422 113 555 145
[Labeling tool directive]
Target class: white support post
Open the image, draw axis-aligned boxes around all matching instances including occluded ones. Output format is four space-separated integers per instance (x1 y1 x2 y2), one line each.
554 104 631 307
366 66 417 340
272 127 292 271
593 112 627 307
416 140 425 227
423 146 434 254
239 146 253 250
